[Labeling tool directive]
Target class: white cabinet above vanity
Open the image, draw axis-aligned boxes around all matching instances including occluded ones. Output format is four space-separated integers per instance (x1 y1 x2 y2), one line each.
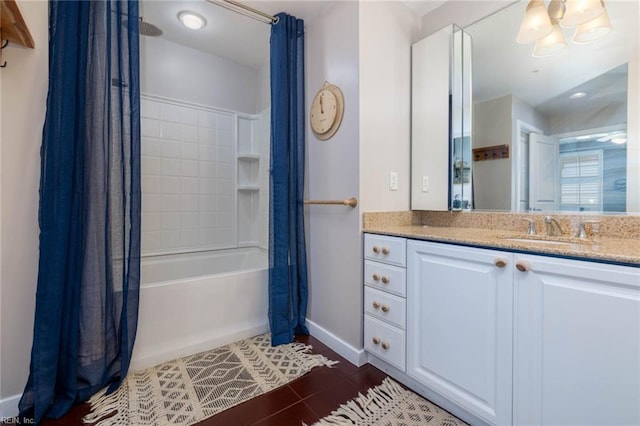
363 232 640 426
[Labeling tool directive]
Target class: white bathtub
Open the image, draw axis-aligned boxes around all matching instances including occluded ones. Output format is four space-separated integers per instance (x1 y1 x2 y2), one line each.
130 247 269 371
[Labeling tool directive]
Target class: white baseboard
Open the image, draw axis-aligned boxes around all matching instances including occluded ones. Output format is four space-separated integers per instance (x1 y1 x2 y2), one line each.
0 394 20 420
306 319 367 367
130 322 269 372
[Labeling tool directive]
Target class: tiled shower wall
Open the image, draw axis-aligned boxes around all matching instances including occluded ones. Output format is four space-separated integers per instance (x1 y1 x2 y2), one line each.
141 95 236 255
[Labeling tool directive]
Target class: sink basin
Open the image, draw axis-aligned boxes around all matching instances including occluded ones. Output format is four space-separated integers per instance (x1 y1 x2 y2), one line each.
502 238 573 247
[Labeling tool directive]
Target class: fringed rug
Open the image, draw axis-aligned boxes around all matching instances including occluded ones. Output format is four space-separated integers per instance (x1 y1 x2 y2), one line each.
313 377 468 426
84 333 336 426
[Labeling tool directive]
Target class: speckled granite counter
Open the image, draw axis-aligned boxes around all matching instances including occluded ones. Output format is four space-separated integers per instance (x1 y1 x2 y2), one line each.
363 211 640 266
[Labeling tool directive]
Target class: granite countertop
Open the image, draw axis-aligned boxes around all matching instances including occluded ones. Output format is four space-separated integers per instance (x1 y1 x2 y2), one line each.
364 224 640 266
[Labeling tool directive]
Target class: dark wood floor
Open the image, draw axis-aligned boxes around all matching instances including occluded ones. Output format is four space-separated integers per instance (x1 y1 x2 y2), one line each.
33 335 390 426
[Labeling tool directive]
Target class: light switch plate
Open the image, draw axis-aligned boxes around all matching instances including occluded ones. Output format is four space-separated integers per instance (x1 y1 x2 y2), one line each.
422 176 429 192
389 172 398 191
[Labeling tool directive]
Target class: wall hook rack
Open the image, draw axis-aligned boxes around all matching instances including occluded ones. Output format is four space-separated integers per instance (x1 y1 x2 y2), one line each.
0 40 8 68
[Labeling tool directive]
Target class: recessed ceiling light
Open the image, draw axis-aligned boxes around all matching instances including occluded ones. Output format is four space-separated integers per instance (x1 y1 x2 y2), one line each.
178 11 206 30
611 137 627 144
569 92 587 99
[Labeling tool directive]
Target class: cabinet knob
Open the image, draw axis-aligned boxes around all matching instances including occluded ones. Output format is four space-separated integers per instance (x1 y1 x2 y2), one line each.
381 342 390 350
372 301 380 309
494 258 507 268
372 273 380 282
515 260 530 272
381 247 390 255
381 305 390 313
381 276 390 284
372 336 380 345
372 246 380 254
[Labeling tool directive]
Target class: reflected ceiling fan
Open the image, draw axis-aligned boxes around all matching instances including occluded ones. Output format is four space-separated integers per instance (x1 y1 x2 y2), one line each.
597 131 627 144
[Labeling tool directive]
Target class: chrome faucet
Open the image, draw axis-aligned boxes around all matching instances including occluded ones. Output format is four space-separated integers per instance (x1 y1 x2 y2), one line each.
520 218 536 235
543 216 563 237
576 220 600 239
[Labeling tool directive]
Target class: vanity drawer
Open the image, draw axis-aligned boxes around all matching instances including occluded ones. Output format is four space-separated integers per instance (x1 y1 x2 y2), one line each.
364 260 406 297
364 234 406 267
365 315 406 371
364 286 406 330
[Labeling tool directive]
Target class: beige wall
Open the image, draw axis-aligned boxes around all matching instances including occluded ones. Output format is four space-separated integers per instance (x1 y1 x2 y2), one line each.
359 1 419 214
473 96 512 210
305 1 362 353
0 0 48 415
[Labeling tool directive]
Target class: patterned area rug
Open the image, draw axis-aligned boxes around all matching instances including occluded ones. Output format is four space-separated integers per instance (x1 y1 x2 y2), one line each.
312 377 468 426
84 333 336 426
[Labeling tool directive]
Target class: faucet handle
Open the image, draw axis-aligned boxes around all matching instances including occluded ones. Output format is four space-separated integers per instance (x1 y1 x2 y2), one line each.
520 218 536 235
576 220 600 239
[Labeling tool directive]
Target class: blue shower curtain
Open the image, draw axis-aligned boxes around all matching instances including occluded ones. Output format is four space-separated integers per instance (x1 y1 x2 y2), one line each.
269 13 308 346
19 0 141 423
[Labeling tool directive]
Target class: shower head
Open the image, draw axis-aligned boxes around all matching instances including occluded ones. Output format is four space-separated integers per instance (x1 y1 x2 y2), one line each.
139 18 163 37
124 17 163 37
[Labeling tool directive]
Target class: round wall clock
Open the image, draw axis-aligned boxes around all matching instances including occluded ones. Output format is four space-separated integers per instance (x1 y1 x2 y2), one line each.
310 82 344 141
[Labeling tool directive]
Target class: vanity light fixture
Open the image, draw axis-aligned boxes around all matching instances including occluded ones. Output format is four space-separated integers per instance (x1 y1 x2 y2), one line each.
533 19 567 57
561 0 604 27
516 0 612 55
516 0 554 43
178 10 207 30
572 6 612 43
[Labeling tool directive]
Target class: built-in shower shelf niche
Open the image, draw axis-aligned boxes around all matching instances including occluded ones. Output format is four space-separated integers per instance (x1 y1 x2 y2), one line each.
236 114 267 248
237 154 260 161
237 157 260 187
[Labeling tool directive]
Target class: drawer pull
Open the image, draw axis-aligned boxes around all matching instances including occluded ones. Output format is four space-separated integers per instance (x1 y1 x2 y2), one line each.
381 342 390 350
372 301 380 309
372 336 380 345
515 261 530 272
381 276 390 284
372 246 380 254
381 247 390 255
372 273 380 282
494 258 507 268
381 305 390 313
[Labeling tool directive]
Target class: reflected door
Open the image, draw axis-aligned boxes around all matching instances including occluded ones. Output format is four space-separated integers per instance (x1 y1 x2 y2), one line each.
529 133 559 211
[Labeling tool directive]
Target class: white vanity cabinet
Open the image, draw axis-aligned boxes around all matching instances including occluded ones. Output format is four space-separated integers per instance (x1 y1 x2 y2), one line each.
513 254 640 426
406 241 513 426
399 238 640 426
363 234 407 371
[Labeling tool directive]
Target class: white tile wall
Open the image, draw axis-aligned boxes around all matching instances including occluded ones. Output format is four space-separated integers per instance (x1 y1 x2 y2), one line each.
141 96 237 255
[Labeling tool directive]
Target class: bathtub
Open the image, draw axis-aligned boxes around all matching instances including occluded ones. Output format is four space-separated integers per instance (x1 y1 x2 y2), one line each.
130 247 269 371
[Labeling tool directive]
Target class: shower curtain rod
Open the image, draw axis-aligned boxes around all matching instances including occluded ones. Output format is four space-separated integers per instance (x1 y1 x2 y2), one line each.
205 0 278 24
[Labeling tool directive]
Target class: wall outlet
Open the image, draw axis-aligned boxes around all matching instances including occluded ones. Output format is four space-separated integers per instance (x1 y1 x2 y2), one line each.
422 176 429 192
389 172 398 191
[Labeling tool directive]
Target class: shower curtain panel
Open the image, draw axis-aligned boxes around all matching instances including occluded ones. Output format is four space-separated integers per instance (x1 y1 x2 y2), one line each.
19 0 141 423
269 13 309 346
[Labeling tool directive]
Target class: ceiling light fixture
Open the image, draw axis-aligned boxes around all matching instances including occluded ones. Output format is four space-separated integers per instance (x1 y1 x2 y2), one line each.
178 10 207 30
533 19 567 57
572 6 612 43
516 0 612 56
569 92 587 99
610 137 627 144
561 0 604 27
516 0 554 43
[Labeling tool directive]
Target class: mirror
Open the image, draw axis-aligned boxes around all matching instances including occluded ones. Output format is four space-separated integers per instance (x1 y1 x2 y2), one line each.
465 0 639 213
411 25 472 211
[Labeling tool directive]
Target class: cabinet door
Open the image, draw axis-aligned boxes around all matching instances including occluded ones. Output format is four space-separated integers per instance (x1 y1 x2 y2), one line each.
407 241 513 425
514 255 640 426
